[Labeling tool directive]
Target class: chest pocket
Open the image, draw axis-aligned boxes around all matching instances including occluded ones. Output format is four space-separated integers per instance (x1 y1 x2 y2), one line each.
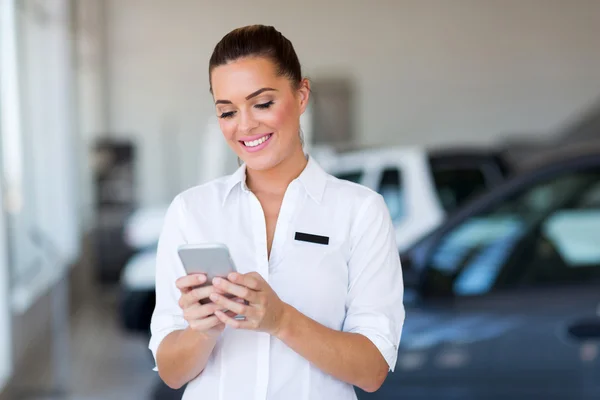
270 234 349 329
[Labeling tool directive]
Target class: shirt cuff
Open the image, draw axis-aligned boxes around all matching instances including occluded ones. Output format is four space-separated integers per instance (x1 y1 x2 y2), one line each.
148 324 188 372
352 329 399 372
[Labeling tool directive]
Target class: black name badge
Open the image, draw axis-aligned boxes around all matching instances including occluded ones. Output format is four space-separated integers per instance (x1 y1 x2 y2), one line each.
294 232 329 245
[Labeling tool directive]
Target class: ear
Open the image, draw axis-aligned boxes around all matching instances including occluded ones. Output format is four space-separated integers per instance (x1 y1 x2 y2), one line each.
297 78 311 114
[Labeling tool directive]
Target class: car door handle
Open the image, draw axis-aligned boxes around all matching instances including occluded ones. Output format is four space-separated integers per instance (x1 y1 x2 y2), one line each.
567 318 600 341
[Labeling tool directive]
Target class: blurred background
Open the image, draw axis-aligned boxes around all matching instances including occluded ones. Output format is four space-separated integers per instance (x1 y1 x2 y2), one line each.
1 0 600 399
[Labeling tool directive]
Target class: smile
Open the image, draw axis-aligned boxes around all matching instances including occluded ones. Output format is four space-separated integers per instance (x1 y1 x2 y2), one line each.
242 134 272 147
240 133 273 153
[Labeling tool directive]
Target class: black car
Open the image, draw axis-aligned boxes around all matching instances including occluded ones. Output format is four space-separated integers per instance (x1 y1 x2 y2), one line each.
359 149 600 399
425 146 514 214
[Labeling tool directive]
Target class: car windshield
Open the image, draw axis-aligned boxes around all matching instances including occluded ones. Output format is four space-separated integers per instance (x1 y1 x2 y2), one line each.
429 165 489 213
334 170 363 184
334 168 406 224
422 168 600 297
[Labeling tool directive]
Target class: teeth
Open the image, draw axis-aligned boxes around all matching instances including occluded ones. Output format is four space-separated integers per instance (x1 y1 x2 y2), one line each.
244 134 270 147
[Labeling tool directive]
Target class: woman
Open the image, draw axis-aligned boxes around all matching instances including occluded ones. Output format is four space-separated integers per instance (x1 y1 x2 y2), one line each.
150 24 405 399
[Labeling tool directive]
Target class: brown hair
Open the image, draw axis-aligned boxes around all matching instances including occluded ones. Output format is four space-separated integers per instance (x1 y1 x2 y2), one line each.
209 25 302 92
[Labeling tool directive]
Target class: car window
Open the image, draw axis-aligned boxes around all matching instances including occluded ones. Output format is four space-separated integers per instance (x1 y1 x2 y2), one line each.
377 168 405 223
422 168 600 297
514 179 600 285
430 167 488 213
334 170 363 184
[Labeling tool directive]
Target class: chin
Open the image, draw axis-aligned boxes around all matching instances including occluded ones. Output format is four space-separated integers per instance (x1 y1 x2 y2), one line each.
242 155 281 171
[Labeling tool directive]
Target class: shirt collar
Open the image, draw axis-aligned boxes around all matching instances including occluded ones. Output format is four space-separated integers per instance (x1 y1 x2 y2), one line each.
297 155 328 204
222 154 328 206
223 162 249 205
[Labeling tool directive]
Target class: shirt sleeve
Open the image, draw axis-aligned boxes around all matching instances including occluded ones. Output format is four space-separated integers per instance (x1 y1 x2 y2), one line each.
148 194 189 371
342 193 405 372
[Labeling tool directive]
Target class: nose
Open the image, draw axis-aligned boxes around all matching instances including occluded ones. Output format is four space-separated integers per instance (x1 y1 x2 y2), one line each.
238 110 259 133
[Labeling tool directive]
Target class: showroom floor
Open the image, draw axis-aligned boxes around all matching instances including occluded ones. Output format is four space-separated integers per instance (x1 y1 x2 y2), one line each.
4 289 180 400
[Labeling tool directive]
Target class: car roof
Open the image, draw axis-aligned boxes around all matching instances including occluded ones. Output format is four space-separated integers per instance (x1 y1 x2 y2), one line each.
449 147 600 219
404 146 600 258
426 144 505 159
515 139 600 172
332 145 424 163
326 143 510 169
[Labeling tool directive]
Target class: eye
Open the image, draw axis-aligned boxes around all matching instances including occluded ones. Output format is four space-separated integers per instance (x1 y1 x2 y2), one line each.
255 101 274 110
218 111 235 119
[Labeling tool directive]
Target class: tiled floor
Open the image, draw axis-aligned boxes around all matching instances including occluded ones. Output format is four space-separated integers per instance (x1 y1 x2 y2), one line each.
5 290 182 400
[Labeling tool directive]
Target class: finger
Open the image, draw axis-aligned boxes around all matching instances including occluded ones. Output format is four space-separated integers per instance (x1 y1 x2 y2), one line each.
214 310 256 330
209 293 252 317
179 285 217 309
183 303 222 321
228 272 262 290
232 297 249 305
190 315 222 332
176 274 206 291
213 277 258 303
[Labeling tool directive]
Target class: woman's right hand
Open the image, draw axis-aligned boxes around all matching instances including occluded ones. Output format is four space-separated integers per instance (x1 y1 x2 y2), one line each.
176 273 227 337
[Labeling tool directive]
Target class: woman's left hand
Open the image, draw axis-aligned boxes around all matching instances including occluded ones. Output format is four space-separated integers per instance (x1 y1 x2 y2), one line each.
210 272 289 336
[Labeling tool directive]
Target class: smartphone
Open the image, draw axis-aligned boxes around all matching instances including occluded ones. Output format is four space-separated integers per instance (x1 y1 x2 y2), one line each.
177 243 244 319
177 243 237 282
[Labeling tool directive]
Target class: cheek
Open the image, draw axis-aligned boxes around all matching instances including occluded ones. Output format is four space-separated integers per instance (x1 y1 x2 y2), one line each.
218 119 237 141
263 103 297 134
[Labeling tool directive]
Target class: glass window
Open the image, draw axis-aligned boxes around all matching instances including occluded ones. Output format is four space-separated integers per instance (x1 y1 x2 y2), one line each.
0 0 15 386
512 180 600 285
1 0 79 313
422 168 600 297
377 168 405 223
430 167 488 213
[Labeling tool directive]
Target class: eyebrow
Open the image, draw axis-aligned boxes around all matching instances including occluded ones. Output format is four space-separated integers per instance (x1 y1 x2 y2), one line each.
215 87 277 105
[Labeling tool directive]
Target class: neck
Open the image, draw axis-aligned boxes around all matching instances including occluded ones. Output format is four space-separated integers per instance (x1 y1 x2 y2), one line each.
246 147 308 196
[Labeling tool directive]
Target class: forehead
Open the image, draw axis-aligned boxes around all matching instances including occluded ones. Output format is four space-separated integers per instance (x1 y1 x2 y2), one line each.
211 57 286 100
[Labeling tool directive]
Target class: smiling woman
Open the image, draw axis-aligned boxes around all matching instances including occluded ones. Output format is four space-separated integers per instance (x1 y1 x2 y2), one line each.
210 49 309 173
149 25 405 400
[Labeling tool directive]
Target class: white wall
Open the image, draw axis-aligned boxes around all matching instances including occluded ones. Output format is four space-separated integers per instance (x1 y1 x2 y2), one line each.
102 0 600 207
73 0 110 232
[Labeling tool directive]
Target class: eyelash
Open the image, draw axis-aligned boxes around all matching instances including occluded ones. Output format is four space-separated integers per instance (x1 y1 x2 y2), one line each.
219 111 235 119
218 101 274 119
255 100 274 109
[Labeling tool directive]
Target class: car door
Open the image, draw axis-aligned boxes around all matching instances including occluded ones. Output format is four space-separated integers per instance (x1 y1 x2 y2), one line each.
359 159 600 400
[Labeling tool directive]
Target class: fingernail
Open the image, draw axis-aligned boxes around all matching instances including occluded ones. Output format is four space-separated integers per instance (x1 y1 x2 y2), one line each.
213 277 222 285
198 274 205 282
210 293 219 301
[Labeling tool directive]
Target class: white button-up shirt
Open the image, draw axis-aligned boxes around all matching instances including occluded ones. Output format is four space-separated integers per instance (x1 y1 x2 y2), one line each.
149 156 405 400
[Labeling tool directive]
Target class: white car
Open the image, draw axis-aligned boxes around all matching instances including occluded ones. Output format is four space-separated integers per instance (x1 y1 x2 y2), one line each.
327 146 511 251
119 145 512 334
329 147 443 252
123 205 170 251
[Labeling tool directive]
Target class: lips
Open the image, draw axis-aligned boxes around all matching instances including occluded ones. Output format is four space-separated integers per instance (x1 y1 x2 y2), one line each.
239 133 273 153
241 133 272 147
